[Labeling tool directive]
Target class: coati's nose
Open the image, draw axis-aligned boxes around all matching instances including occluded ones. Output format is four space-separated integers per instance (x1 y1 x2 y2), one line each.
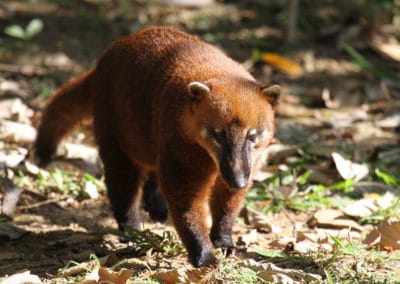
225 167 249 190
230 173 248 190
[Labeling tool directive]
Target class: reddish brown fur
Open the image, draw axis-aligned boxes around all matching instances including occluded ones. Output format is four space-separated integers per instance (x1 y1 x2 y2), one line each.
35 69 94 164
34 26 279 267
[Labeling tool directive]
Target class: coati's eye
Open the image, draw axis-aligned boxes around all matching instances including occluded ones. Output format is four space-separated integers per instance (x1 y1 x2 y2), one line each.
210 128 226 144
247 129 258 144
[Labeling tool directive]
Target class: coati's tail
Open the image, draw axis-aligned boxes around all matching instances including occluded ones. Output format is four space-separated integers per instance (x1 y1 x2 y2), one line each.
35 68 95 165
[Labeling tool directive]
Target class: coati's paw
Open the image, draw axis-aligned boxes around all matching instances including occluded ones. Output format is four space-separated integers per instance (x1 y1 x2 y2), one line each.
34 142 55 167
192 251 219 268
211 235 236 256
213 242 236 256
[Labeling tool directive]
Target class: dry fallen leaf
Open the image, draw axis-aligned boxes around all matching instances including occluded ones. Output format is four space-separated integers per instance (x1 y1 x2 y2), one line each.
0 270 41 284
241 207 280 233
308 208 364 232
237 229 258 246
0 176 22 217
331 152 369 182
275 185 298 200
83 180 99 199
243 259 322 283
98 267 132 284
0 98 34 123
62 142 99 164
0 146 28 168
292 240 321 254
364 218 400 251
370 35 400 62
56 255 114 278
375 114 400 129
152 266 214 284
260 53 302 76
0 120 36 144
269 236 297 250
344 192 395 218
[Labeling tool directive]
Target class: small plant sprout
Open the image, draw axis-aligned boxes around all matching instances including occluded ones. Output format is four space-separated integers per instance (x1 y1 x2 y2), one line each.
4 18 44 41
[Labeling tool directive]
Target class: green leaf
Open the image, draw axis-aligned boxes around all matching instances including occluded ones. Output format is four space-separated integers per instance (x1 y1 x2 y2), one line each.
4 25 26 40
25 18 44 39
341 44 371 70
254 248 287 258
375 168 398 187
50 169 64 191
341 43 396 80
325 270 335 284
298 170 311 185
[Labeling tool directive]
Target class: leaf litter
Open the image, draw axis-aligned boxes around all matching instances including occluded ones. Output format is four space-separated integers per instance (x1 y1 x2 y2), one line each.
0 0 400 283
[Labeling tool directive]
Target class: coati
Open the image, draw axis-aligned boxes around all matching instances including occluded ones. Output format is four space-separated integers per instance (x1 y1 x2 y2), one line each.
35 26 280 268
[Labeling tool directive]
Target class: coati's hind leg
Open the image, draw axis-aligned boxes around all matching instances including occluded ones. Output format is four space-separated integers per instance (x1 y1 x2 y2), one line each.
100 143 146 230
94 115 145 229
142 171 168 222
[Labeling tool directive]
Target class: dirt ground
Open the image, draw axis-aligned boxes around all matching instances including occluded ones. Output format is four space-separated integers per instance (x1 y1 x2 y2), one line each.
0 1 399 283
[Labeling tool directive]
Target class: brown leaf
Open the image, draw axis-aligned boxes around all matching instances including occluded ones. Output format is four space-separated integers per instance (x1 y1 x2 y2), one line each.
269 237 296 250
241 207 279 233
308 209 364 232
364 219 400 250
260 53 302 76
243 259 322 282
56 255 114 278
152 267 214 284
237 229 258 246
293 240 321 254
371 36 400 62
98 267 132 284
344 193 395 218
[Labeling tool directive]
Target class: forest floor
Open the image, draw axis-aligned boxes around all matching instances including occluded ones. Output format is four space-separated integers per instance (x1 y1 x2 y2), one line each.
0 1 399 283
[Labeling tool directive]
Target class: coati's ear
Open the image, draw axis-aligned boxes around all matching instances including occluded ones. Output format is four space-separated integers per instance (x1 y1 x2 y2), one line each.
188 81 210 100
261 84 281 106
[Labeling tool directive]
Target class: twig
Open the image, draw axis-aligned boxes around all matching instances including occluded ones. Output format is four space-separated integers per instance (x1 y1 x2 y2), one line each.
18 196 68 210
0 63 47 77
287 0 299 44
380 80 393 102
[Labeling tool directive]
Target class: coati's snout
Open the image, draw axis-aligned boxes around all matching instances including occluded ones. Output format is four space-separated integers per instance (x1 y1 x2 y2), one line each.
218 143 251 190
206 127 255 190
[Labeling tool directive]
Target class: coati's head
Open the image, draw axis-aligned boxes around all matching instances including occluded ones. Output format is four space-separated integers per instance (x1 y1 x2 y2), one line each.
183 77 280 190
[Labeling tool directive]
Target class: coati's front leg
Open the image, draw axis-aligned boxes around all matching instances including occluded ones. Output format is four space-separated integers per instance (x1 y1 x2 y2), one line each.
158 152 219 268
210 177 248 255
